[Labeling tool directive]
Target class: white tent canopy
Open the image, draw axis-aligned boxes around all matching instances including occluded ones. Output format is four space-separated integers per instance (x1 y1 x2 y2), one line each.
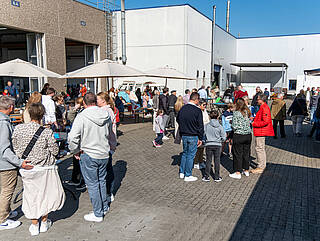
0 58 61 78
144 65 196 87
62 59 145 79
145 65 195 80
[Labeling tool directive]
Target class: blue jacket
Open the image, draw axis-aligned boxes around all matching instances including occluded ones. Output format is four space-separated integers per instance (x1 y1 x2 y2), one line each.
222 110 233 132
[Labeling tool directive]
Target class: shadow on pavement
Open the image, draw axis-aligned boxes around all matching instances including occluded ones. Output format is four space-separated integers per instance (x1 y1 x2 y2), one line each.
112 160 127 196
229 163 320 241
171 153 182 166
267 124 319 158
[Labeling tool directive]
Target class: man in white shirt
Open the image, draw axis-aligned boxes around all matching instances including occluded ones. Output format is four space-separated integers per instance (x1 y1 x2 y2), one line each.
198 85 208 100
41 88 57 128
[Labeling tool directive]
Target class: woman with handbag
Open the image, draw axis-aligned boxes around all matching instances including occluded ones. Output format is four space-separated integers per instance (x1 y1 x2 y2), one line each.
287 90 308 137
12 103 65 236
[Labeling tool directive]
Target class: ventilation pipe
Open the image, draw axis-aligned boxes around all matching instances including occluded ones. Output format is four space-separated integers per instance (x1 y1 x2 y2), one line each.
121 0 127 65
210 5 216 84
226 0 230 32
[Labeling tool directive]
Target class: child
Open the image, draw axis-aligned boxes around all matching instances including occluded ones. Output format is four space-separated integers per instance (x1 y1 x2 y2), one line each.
203 110 226 182
221 103 234 158
153 109 165 147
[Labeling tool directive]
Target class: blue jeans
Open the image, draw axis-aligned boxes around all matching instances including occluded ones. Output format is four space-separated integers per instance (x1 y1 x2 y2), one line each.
310 107 316 123
180 136 198 177
155 133 164 145
80 153 109 217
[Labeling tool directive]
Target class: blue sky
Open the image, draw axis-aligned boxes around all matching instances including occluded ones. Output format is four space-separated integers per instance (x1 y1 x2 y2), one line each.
79 0 320 37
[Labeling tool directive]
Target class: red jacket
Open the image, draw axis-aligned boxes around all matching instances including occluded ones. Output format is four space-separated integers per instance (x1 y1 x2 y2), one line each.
252 103 274 137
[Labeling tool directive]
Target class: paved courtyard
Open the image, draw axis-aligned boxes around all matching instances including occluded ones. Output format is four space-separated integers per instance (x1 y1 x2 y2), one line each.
1 120 320 241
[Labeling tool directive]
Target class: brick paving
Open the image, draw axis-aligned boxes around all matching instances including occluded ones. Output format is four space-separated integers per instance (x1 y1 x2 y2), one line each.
1 120 320 241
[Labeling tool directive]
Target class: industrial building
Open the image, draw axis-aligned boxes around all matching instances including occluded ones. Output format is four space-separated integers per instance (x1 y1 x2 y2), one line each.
113 4 320 96
1 1 320 98
0 0 108 101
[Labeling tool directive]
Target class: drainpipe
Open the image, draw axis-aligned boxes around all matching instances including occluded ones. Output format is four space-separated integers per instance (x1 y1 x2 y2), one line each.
121 0 127 65
210 5 216 86
226 0 230 32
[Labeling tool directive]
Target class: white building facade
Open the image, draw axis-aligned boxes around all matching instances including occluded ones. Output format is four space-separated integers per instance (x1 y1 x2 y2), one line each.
114 4 320 95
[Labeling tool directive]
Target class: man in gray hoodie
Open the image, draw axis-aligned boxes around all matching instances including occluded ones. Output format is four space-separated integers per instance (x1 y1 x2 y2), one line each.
0 96 33 230
203 110 226 182
68 93 116 223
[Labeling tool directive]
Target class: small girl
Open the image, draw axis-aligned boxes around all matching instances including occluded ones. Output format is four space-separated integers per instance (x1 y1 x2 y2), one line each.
153 109 165 147
222 103 234 158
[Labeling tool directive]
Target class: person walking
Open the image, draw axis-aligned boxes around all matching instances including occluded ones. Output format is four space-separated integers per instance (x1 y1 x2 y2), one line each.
5 81 19 99
41 88 58 129
159 88 170 139
0 96 33 230
168 90 177 128
12 103 65 236
193 99 210 170
251 87 263 116
79 84 87 97
203 110 226 182
198 85 208 100
251 94 274 174
271 93 286 139
23 92 42 123
153 110 165 147
68 93 116 222
183 89 190 104
176 92 204 182
287 90 308 137
234 85 248 103
309 91 319 122
221 103 234 158
229 98 252 179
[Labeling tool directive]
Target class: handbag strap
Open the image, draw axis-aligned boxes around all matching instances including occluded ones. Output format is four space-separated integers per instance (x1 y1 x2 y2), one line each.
21 126 45 160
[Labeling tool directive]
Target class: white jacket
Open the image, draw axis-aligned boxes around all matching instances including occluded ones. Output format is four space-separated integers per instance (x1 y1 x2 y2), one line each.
42 95 56 124
68 106 116 159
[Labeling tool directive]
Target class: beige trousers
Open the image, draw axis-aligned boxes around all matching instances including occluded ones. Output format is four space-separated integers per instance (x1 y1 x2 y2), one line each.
0 169 18 223
255 137 266 169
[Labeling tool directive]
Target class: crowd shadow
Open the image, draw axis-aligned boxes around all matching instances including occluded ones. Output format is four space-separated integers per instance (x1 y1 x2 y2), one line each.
266 123 319 158
229 163 320 241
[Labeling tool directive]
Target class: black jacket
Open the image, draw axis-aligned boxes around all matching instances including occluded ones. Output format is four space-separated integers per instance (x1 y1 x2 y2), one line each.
252 91 263 106
288 97 308 116
168 94 177 108
159 94 169 115
177 103 204 140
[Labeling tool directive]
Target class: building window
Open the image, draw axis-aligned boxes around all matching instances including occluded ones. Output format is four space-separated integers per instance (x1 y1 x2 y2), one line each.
289 79 297 90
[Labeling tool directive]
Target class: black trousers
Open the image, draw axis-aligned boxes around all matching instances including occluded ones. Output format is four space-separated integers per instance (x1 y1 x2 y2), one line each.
168 108 175 128
205 145 221 179
232 133 252 173
272 119 286 138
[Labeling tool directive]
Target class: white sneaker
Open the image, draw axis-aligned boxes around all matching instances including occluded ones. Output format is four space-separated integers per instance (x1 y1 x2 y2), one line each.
162 136 169 140
179 173 185 179
8 210 18 219
110 194 114 202
229 173 241 179
84 212 103 222
0 219 21 230
193 164 200 169
29 223 39 236
184 176 198 182
40 219 52 233
243 171 250 177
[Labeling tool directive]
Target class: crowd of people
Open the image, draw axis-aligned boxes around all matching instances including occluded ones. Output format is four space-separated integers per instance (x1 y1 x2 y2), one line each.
0 83 120 235
1 80 320 236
